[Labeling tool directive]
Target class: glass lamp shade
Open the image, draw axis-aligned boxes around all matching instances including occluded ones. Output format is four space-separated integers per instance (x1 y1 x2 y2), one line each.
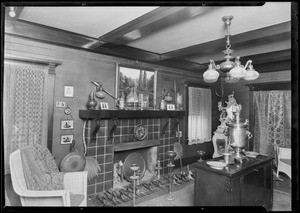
203 68 219 83
243 69 259 81
204 78 218 83
229 66 247 78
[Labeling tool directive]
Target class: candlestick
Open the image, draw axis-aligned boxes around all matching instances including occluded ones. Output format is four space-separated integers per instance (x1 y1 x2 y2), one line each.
130 164 140 206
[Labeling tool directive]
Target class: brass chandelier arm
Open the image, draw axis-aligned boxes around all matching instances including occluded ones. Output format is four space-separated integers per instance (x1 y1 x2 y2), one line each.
209 59 220 71
244 60 253 69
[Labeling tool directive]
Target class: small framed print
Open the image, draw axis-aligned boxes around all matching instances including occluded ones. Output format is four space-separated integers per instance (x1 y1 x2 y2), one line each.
64 86 74 97
167 104 175 111
61 120 74 130
61 135 73 145
100 102 109 110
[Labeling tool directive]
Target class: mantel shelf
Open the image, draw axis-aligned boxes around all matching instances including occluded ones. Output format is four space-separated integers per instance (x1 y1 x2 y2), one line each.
114 140 160 152
79 109 185 120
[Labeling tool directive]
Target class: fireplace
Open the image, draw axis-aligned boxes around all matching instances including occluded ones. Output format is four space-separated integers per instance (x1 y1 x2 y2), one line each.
113 140 159 189
79 110 185 195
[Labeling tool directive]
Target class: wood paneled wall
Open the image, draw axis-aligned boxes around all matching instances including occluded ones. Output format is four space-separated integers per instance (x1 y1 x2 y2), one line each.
4 34 291 167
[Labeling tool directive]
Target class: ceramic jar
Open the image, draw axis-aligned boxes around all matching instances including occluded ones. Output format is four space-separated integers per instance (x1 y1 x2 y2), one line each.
86 91 98 110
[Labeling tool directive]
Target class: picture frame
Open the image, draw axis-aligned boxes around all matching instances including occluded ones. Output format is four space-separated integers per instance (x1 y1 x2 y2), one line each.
115 64 157 109
61 135 73 145
100 102 109 110
167 104 175 111
61 120 74 130
64 86 74 97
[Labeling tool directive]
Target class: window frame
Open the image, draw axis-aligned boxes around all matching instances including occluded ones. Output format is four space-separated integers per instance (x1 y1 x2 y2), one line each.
184 82 212 143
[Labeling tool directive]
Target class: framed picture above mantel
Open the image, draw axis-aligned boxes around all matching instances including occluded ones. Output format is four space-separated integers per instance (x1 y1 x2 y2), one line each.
115 63 157 110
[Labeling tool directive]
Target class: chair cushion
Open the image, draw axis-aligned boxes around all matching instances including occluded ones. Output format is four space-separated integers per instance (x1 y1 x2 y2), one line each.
20 142 64 191
281 159 291 166
70 193 85 206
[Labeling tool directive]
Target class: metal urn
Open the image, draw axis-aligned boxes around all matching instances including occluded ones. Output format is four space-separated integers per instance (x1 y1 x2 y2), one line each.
227 111 252 163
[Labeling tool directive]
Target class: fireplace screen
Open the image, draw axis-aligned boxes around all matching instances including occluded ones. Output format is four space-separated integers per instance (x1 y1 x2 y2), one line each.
123 153 146 182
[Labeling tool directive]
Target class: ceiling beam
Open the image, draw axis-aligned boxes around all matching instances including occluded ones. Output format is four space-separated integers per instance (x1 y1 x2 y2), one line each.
187 32 291 64
5 19 101 48
4 19 163 63
160 21 291 60
99 7 213 46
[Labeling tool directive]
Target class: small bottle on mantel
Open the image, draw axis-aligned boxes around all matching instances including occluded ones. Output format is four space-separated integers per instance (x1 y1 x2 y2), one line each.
160 99 166 110
119 97 125 110
86 91 98 110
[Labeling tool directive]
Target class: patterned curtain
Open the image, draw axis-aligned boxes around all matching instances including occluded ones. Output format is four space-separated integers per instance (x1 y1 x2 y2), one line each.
188 87 212 145
3 62 49 174
253 90 291 159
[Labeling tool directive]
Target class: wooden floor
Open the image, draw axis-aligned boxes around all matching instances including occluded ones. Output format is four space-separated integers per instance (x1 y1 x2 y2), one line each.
273 172 291 194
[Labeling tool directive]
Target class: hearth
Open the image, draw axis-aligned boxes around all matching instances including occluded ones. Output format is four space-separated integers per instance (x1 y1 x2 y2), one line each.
88 171 194 207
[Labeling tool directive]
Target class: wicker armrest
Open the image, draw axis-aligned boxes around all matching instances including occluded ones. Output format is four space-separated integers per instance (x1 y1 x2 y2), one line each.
63 171 87 206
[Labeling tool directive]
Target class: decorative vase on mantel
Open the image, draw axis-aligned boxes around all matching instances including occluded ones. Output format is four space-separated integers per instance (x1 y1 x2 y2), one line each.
86 91 98 110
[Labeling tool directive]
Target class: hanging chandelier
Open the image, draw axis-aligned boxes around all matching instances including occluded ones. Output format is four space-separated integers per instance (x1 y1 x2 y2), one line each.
203 15 259 83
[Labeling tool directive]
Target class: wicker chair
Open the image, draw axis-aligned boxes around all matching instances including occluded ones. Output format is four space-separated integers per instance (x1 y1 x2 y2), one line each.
276 147 291 179
9 148 87 206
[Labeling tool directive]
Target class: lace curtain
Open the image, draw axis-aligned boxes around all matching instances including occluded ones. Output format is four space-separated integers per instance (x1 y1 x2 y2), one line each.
253 90 291 159
188 87 212 145
3 62 49 174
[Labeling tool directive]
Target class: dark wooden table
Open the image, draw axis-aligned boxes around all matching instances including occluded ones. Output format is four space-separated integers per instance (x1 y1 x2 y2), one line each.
193 155 274 209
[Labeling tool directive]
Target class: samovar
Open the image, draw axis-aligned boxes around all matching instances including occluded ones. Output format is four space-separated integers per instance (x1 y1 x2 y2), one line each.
227 111 252 163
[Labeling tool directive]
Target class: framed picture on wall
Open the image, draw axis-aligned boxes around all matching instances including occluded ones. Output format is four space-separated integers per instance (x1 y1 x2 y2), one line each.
61 135 73 145
64 86 74 97
61 120 74 130
115 64 157 109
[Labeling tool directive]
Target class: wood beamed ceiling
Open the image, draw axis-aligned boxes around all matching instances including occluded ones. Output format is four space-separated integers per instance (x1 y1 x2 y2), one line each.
4 6 292 74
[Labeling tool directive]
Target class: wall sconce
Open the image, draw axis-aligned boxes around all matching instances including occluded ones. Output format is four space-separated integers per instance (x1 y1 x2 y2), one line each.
9 7 16 18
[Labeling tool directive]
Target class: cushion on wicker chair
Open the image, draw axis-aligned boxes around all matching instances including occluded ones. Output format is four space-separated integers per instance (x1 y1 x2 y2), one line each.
20 142 64 191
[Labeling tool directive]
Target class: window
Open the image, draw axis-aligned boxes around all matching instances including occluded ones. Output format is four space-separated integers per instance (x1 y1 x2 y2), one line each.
187 85 212 145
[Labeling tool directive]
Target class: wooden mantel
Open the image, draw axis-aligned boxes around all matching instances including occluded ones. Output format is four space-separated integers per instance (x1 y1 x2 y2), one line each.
79 109 185 119
114 140 160 152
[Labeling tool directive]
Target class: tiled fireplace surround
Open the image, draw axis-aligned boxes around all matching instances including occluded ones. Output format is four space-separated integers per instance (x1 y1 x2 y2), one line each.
82 111 184 195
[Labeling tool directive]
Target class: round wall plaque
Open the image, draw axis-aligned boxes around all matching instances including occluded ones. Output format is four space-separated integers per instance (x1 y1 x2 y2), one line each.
64 107 72 115
133 124 148 141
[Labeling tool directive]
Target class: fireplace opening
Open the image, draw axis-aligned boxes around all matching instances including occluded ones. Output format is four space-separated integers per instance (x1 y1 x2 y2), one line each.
113 140 159 189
